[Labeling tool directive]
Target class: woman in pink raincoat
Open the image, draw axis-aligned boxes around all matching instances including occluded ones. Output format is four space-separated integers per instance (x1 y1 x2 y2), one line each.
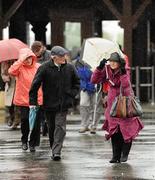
8 48 43 152
91 52 144 163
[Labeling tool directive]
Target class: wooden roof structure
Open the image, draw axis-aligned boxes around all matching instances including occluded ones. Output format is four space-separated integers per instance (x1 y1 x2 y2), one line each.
0 0 153 66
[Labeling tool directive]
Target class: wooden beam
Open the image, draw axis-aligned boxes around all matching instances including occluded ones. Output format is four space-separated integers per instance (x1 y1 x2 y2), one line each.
3 0 24 28
131 0 151 28
102 0 151 66
124 27 133 66
0 0 3 39
123 0 131 17
102 0 122 20
0 23 2 39
51 18 64 46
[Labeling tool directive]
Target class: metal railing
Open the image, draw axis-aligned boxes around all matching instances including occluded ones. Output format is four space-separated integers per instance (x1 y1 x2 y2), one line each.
131 66 154 105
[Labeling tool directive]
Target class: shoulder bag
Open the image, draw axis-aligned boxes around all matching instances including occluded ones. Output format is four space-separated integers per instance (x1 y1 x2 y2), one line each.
110 81 143 118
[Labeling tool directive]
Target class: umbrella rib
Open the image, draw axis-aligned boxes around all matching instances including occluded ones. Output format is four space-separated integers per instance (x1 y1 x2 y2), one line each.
88 40 105 61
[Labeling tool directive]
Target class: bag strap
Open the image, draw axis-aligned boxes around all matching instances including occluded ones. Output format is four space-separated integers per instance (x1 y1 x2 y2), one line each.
120 79 134 96
105 65 115 86
120 83 123 96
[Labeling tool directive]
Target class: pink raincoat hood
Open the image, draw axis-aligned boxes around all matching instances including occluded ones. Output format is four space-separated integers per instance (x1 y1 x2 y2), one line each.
18 48 37 66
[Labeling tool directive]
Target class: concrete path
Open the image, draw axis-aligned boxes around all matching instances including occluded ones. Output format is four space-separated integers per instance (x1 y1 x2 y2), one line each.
0 117 155 180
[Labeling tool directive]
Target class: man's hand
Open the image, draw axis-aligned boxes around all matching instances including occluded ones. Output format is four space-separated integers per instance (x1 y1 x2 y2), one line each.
29 105 36 109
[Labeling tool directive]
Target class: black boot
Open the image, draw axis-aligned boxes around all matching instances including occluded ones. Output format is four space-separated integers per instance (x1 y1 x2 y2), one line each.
109 144 121 163
120 142 132 162
109 132 123 163
109 158 120 163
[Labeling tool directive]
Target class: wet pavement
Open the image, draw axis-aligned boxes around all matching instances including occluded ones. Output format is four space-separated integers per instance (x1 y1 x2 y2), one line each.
0 110 155 180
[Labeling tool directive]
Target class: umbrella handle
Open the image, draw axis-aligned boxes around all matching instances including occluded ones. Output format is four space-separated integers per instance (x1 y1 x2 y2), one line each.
92 84 102 125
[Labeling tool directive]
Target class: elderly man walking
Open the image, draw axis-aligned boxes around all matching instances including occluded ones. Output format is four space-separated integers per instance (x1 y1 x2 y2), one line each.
29 46 80 161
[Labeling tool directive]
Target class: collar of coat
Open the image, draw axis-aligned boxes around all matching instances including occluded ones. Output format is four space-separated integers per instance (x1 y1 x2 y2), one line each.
49 59 67 68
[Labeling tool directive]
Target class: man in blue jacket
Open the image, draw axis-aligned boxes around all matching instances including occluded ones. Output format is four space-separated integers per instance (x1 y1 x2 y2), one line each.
73 58 103 134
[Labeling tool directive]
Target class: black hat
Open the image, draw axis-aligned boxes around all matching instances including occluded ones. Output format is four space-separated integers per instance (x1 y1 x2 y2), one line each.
51 46 68 56
109 52 121 62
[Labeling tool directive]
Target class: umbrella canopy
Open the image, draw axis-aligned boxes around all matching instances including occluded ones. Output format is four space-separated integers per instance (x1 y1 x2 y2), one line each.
29 107 38 131
80 37 123 70
0 38 28 62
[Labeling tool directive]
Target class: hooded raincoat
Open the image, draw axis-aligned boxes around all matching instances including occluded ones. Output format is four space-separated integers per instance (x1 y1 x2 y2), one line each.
91 65 144 143
8 48 43 107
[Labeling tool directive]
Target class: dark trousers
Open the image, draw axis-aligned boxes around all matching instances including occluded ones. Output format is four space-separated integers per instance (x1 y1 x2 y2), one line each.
45 111 67 155
20 106 41 147
111 130 132 161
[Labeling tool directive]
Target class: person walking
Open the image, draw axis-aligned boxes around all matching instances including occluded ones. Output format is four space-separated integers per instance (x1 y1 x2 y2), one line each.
8 48 43 152
1 60 20 129
31 41 50 136
91 52 144 163
29 46 80 161
72 57 103 134
31 41 51 64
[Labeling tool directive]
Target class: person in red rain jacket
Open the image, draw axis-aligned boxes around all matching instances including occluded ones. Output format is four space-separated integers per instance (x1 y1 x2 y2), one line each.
8 48 43 152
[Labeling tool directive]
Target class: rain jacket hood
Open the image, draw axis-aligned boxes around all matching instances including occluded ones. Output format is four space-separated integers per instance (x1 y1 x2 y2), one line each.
18 48 37 67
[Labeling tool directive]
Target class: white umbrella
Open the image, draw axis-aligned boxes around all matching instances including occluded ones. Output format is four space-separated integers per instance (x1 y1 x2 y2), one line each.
80 37 123 70
80 37 123 125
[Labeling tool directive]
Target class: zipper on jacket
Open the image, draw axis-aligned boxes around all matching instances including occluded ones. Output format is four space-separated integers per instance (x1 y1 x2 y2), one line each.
58 65 63 112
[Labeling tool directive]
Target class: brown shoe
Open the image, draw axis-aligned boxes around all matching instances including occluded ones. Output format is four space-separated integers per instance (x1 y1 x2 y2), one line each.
7 120 13 127
11 122 19 130
90 127 96 134
11 125 18 130
79 127 89 133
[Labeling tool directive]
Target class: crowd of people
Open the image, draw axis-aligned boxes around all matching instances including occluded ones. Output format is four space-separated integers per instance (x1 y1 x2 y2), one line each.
0 41 144 162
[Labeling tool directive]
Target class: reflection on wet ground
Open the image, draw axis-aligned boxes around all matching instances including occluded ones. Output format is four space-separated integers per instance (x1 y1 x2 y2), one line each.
0 112 155 179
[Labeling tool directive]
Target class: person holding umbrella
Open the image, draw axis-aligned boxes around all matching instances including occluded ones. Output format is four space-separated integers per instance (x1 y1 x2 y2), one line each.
91 52 144 163
0 39 28 129
8 48 43 152
29 46 80 161
1 60 20 129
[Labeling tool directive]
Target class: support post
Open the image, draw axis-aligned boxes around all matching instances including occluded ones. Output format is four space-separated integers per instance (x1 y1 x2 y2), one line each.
102 0 151 66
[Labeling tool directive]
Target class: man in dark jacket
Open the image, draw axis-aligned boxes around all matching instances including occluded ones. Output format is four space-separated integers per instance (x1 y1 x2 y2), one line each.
29 46 80 161
31 41 51 64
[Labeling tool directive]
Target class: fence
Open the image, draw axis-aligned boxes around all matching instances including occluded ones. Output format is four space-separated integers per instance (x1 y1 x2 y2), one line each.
131 66 154 105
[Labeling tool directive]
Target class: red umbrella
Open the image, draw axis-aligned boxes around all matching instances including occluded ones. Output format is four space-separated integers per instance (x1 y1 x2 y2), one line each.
0 38 28 62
